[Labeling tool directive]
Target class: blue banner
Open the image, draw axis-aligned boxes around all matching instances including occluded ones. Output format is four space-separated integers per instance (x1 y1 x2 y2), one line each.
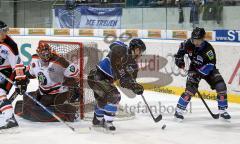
215 30 240 42
54 6 122 28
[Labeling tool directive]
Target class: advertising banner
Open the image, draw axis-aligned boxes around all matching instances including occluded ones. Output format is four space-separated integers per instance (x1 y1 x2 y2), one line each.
54 6 122 29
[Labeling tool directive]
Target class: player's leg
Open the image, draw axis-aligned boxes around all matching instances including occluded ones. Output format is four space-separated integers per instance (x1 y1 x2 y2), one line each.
206 69 231 119
174 71 201 120
0 70 18 129
88 70 120 130
15 91 78 122
0 89 18 129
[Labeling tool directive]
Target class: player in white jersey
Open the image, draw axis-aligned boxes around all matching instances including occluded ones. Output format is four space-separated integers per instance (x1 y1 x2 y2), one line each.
14 42 80 122
0 20 27 130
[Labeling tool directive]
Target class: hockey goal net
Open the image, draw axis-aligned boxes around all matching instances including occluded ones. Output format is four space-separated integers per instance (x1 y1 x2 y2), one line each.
39 40 134 121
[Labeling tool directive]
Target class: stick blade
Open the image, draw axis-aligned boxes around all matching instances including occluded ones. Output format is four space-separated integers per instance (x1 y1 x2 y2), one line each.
212 114 220 119
154 115 162 122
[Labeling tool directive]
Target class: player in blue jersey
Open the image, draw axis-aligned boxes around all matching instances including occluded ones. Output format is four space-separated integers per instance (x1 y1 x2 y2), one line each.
87 41 145 131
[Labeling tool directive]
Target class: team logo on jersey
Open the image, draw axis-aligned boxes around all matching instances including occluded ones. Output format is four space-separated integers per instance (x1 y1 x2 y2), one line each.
197 55 203 62
207 50 214 60
48 67 55 72
38 72 47 85
69 65 75 72
1 49 8 55
0 56 5 65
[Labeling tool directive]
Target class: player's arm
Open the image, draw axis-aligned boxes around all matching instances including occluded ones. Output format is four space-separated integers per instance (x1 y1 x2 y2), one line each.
174 40 187 69
25 55 38 79
7 46 28 95
119 72 144 95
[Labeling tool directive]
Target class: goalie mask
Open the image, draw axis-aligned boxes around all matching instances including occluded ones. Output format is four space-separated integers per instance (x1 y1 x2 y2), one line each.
129 39 146 59
36 42 53 62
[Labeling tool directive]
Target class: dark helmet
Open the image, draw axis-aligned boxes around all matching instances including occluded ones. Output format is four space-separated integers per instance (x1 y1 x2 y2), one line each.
0 20 9 33
191 27 206 39
129 38 146 53
109 41 128 51
109 41 128 67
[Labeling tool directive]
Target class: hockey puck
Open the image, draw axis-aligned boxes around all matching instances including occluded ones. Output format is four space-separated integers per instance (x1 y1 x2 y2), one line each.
161 124 166 130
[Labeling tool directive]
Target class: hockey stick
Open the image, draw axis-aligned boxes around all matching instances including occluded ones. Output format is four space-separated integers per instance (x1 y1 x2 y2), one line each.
24 92 76 132
9 91 18 103
140 94 162 122
179 69 219 119
0 71 83 132
197 91 219 119
0 72 19 102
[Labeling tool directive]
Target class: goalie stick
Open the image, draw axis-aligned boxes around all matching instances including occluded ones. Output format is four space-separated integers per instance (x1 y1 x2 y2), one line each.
0 71 90 133
24 92 77 132
180 69 219 119
197 91 219 119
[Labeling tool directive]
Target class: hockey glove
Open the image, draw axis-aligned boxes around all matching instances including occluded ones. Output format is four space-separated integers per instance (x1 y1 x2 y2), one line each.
132 83 144 95
15 64 28 95
174 54 185 69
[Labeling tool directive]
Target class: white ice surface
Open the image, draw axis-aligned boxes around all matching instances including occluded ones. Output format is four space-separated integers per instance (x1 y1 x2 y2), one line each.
1 81 240 144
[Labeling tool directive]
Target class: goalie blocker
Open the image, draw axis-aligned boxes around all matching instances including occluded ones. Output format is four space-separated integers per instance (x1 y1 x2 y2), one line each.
14 42 80 122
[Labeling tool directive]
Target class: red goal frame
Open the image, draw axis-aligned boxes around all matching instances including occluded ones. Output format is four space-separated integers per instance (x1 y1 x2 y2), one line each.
39 40 85 119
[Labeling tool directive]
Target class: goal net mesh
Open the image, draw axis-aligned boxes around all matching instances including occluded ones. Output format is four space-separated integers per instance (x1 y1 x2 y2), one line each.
39 40 134 121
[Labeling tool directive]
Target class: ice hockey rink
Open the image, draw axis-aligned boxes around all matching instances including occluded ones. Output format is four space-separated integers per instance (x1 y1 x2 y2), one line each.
1 79 240 144
1 0 240 144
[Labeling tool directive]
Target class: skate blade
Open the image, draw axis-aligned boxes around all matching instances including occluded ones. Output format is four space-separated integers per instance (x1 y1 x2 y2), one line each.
91 125 116 135
73 126 92 134
220 117 231 123
174 116 183 123
0 126 20 134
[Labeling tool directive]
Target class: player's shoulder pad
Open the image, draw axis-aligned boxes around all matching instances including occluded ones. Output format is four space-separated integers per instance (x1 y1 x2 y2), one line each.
199 40 214 51
97 57 113 78
50 54 70 68
2 35 18 55
183 39 194 49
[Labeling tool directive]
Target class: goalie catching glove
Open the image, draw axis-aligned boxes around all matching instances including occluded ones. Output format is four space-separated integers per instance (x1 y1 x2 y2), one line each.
15 64 28 95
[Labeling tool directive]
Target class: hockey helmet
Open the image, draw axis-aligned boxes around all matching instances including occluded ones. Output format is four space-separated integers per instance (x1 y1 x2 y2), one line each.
191 27 206 39
109 41 128 67
129 38 146 53
0 20 9 33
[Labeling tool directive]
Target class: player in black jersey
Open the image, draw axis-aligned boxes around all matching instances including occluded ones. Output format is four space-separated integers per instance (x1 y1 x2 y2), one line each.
174 27 231 120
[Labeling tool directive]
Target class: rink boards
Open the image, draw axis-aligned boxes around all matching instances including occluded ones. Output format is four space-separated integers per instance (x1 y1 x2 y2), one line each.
10 36 240 104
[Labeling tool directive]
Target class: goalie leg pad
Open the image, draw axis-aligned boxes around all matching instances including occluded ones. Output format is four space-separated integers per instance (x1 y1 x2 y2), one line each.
15 91 77 122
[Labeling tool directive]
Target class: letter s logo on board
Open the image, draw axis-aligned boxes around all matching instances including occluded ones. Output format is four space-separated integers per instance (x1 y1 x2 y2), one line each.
228 30 236 41
20 43 32 65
